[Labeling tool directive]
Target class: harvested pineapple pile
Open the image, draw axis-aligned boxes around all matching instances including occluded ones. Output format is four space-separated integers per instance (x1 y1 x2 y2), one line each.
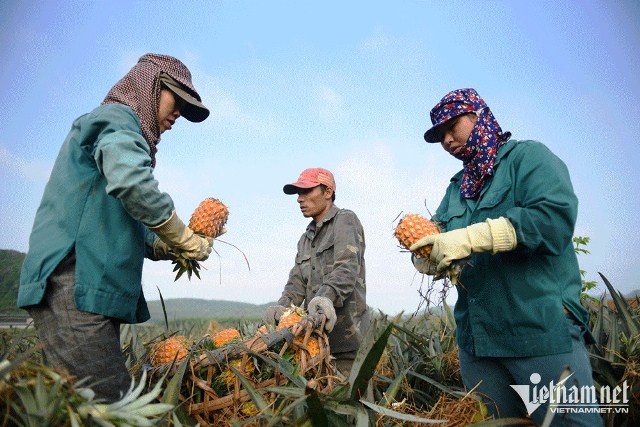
149 306 333 426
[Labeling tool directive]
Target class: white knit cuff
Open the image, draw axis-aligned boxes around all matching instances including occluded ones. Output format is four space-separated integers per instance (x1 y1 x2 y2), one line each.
486 217 517 253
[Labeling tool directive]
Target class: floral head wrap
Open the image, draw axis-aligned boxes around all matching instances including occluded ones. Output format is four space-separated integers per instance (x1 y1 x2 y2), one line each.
424 88 511 198
102 53 205 167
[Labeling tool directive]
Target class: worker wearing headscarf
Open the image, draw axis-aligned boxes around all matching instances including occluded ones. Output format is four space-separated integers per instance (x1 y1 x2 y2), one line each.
411 88 600 425
19 53 211 401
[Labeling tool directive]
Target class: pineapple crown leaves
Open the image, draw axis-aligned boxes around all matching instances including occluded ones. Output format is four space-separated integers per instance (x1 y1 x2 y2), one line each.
77 370 174 424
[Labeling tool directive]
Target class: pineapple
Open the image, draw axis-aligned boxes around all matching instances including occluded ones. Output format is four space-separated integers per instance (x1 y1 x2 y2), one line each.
276 306 306 331
212 328 241 348
218 359 255 387
173 197 229 281
395 213 440 258
240 401 259 417
292 335 321 364
255 325 268 336
150 336 190 366
189 197 229 238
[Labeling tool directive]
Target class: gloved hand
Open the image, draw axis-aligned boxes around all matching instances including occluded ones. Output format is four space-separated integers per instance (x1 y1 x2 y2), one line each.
149 210 213 261
410 217 517 277
263 305 287 325
152 238 177 261
411 253 437 275
308 296 337 333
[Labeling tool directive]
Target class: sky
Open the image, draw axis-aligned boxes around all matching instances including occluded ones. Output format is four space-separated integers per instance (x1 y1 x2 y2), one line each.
1 0 639 315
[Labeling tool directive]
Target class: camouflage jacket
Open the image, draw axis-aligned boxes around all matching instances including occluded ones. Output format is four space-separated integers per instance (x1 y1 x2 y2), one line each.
278 204 369 353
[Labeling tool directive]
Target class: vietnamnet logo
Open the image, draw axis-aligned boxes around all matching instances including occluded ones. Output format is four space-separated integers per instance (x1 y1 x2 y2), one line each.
510 373 629 415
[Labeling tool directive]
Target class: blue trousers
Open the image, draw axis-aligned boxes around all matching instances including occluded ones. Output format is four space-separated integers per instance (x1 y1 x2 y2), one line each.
459 316 603 426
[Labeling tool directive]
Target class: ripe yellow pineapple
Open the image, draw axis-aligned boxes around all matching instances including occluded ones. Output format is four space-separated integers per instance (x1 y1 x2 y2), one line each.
240 401 259 417
218 359 255 387
292 335 321 364
212 328 241 347
255 325 268 336
395 213 440 258
276 306 306 331
173 197 229 281
150 336 190 366
189 197 229 238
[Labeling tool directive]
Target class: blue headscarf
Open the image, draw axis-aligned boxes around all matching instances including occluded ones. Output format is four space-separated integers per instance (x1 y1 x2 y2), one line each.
424 88 511 199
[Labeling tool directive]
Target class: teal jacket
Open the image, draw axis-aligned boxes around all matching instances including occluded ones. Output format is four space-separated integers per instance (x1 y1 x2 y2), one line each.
18 104 173 323
433 140 591 357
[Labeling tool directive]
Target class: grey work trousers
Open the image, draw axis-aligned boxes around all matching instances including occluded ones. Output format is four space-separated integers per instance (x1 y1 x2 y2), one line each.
27 252 132 402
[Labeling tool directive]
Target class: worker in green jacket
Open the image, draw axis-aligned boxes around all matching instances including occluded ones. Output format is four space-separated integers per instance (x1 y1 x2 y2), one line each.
18 53 212 402
410 88 601 426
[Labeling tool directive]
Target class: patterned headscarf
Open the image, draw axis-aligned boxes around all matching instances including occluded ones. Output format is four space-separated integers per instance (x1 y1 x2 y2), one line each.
424 88 511 199
102 53 202 167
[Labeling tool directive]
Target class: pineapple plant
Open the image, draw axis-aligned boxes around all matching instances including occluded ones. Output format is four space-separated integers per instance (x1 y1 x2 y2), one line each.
149 335 190 367
394 213 440 258
173 197 229 280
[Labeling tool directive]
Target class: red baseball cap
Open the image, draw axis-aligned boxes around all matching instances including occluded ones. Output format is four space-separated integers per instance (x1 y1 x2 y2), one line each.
283 168 336 195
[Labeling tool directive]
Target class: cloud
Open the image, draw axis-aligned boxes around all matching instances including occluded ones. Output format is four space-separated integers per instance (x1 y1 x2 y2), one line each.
0 145 52 184
315 85 344 123
361 27 389 52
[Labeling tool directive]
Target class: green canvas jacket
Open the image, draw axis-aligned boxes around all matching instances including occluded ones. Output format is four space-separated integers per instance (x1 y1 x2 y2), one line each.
433 139 591 357
18 104 174 323
278 205 369 353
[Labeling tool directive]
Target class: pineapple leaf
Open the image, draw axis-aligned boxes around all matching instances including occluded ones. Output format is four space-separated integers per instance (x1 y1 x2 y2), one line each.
161 347 193 405
229 364 274 416
157 286 169 332
360 400 445 424
407 369 459 396
305 387 328 427
599 272 640 338
382 368 409 405
348 321 394 401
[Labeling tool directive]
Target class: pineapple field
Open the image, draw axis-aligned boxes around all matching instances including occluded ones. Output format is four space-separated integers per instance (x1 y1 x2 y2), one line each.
2 275 639 426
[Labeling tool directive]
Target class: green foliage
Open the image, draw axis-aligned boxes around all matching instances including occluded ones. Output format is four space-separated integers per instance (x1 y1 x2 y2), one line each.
588 273 640 426
0 249 26 314
573 236 599 306
1 329 176 427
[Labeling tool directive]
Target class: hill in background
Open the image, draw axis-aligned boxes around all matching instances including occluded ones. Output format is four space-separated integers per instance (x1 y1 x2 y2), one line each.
145 298 274 323
0 249 25 313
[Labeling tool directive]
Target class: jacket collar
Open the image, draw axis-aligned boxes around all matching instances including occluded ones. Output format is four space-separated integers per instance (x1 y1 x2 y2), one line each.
306 204 340 233
450 139 518 183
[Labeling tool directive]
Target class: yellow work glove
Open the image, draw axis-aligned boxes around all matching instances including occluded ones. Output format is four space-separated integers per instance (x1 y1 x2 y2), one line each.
149 210 213 261
410 217 517 277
